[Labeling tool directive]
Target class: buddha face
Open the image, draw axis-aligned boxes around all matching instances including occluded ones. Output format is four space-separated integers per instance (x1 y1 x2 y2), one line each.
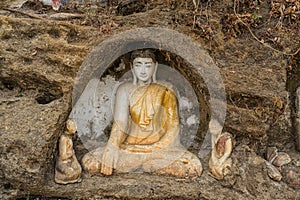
132 57 156 84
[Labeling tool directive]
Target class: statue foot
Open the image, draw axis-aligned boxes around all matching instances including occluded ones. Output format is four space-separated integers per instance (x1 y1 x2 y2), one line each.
82 154 101 175
153 152 202 178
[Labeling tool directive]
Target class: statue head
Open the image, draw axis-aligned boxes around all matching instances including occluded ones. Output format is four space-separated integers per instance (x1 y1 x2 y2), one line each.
66 118 77 134
130 49 158 85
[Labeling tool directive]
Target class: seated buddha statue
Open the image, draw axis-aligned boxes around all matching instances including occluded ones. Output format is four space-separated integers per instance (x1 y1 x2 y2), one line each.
55 119 82 184
82 49 202 178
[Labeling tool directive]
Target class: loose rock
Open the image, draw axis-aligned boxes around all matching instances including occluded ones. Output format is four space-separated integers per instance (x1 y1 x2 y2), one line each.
286 170 300 188
293 159 300 167
272 152 291 167
266 161 282 182
267 147 278 163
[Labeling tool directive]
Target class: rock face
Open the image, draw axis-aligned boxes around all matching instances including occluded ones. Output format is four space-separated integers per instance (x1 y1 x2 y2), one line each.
0 15 90 195
0 84 70 187
1 0 300 199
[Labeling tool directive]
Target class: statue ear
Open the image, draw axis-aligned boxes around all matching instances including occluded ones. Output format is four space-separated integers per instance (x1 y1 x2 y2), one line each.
131 63 137 85
152 62 158 83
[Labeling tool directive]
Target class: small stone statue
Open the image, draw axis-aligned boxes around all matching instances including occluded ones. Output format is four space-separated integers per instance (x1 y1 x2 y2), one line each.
55 119 82 184
209 132 234 180
295 87 300 151
82 49 202 178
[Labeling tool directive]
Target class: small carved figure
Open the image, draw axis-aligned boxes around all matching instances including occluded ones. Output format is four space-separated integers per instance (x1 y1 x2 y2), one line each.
55 119 82 184
209 132 234 180
82 49 202 178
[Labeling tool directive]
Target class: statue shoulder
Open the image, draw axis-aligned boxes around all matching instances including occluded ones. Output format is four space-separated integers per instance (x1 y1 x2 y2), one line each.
115 82 135 97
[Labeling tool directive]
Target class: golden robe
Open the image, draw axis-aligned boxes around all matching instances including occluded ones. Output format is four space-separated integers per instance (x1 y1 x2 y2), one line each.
124 83 180 146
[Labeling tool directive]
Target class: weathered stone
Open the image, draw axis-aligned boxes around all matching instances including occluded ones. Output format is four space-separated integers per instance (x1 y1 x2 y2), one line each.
272 152 291 167
266 162 282 182
49 13 85 20
0 89 70 188
0 15 92 194
293 159 300 167
117 0 149 16
1 144 297 199
267 147 278 163
225 105 270 138
286 170 300 188
0 0 299 198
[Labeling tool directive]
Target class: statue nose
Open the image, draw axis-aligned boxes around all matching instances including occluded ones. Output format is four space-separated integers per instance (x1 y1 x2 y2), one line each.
140 66 146 74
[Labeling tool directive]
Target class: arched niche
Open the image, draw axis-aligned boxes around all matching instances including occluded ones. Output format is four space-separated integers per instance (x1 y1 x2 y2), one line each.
72 27 226 156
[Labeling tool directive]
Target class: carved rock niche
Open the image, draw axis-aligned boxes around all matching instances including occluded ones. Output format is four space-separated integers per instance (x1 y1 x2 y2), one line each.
71 28 226 162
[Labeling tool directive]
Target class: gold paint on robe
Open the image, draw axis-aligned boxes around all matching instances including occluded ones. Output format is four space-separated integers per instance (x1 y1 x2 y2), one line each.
125 83 179 146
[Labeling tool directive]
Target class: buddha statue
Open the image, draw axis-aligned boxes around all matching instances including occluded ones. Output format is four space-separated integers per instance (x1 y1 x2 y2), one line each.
55 119 82 184
82 49 202 178
209 132 234 180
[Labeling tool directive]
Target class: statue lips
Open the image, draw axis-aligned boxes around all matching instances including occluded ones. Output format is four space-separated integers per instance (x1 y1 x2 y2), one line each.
139 74 148 79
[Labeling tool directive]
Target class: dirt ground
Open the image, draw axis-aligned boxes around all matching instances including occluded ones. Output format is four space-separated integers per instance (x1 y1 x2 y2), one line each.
0 0 300 199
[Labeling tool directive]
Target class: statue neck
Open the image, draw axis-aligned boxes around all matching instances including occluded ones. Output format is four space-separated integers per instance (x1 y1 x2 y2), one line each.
137 79 152 86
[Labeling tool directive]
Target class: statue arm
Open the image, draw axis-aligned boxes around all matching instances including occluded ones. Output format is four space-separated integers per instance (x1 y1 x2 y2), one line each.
108 84 129 147
101 84 129 175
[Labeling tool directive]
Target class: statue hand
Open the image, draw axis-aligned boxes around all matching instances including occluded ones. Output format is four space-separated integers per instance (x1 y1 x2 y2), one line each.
101 144 119 175
152 143 163 151
122 144 152 153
